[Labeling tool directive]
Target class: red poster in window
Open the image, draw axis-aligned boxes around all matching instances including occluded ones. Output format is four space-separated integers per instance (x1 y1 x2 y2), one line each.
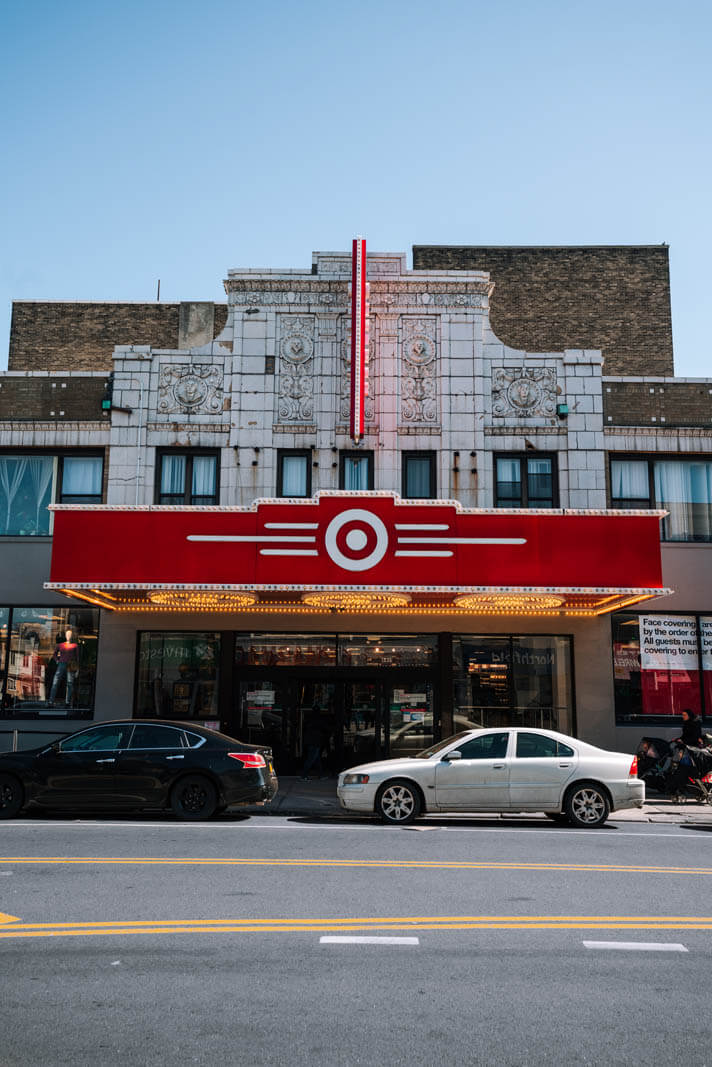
639 615 702 716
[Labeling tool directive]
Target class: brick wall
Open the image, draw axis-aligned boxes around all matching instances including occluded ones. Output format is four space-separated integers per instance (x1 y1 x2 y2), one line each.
412 246 673 377
0 377 109 420
9 303 229 372
603 380 712 428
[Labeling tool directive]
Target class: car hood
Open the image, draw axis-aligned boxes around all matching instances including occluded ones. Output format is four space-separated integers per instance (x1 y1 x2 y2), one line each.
342 757 429 776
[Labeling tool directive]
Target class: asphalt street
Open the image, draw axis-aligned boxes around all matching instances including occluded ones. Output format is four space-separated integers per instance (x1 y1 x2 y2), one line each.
2 812 712 1066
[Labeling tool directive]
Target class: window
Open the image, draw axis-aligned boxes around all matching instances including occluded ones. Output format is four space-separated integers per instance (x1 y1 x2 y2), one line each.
452 635 574 734
402 452 436 499
60 724 133 752
129 724 186 749
60 456 103 503
0 452 103 536
612 613 711 723
157 451 218 505
277 450 311 498
456 732 509 760
610 456 712 542
516 733 573 758
2 606 100 718
495 454 557 508
135 632 220 719
339 451 374 490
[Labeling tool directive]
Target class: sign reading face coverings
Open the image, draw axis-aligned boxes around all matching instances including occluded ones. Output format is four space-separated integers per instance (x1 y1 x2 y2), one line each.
639 615 699 670
638 614 701 717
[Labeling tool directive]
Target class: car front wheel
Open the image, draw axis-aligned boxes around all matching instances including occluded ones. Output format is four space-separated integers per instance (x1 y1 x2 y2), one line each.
0 774 24 819
170 775 218 821
564 783 610 828
376 780 421 825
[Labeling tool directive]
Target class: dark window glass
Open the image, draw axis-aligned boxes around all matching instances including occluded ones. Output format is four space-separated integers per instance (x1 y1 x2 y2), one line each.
456 732 509 760
129 724 186 749
277 451 311 497
61 724 133 752
340 451 374 490
235 634 336 666
515 733 572 758
453 635 573 734
402 453 436 499
0 455 55 535
495 455 556 508
135 632 220 719
157 452 218 505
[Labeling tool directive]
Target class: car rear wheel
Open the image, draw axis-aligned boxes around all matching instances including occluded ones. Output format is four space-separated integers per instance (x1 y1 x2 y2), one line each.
564 783 609 828
170 775 218 821
376 780 421 824
0 774 23 819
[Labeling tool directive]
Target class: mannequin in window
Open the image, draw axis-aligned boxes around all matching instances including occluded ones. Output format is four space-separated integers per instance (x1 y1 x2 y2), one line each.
49 628 79 706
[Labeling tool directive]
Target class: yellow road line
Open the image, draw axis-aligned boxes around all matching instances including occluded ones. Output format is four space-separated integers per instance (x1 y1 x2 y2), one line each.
2 915 712 939
2 857 712 875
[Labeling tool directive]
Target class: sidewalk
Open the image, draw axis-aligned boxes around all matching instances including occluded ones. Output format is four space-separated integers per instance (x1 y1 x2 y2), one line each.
244 777 712 824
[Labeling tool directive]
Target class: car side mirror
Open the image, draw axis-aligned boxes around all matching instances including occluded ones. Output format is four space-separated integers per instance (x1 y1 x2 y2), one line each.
441 750 462 761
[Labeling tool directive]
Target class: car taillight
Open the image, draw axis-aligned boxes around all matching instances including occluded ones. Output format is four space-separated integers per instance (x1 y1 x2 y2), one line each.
629 755 638 777
228 752 266 769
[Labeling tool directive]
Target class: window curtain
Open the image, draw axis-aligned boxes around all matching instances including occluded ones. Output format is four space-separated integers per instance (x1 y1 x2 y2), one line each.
282 456 307 496
63 457 101 497
0 456 28 533
27 457 54 531
160 455 186 496
344 457 368 491
496 457 521 502
406 457 431 498
655 460 712 541
191 456 217 500
611 459 649 500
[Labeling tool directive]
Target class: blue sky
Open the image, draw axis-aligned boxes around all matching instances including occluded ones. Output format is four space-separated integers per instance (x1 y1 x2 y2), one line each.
1 0 710 374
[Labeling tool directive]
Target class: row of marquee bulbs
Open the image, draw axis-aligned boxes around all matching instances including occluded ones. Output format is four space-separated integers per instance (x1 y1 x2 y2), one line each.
147 590 566 611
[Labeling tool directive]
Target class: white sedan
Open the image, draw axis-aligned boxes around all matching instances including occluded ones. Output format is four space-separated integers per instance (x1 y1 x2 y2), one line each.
337 727 644 828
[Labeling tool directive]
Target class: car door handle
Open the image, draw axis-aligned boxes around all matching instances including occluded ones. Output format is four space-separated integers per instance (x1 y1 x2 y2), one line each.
165 755 184 760
95 758 115 764
559 763 572 768
493 763 505 769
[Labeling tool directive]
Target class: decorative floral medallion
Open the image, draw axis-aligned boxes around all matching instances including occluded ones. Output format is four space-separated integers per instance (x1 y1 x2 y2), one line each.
158 365 223 415
491 367 557 419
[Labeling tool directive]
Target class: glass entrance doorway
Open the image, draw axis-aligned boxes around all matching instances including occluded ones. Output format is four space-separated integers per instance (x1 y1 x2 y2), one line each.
236 677 434 776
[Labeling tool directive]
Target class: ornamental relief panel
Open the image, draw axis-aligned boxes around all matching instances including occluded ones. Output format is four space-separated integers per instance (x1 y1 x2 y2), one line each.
491 366 557 419
276 315 315 423
158 364 224 415
338 316 376 425
400 317 438 425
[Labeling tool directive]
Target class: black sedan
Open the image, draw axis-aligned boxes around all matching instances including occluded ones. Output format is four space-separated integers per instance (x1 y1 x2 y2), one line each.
0 719 278 820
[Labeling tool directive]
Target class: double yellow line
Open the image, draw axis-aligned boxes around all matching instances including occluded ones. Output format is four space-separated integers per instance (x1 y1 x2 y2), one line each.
3 857 712 874
2 915 712 940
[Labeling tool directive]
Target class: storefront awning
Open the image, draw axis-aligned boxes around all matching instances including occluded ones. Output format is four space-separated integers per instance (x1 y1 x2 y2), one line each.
45 492 671 617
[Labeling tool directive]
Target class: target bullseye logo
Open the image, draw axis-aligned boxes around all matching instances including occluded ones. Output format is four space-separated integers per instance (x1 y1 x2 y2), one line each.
324 509 388 572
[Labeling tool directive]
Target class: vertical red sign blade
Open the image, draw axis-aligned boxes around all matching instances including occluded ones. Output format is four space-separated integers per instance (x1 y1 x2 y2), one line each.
350 237 367 443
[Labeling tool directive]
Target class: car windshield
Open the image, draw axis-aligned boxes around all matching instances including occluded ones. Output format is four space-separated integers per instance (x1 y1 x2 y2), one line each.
414 731 474 759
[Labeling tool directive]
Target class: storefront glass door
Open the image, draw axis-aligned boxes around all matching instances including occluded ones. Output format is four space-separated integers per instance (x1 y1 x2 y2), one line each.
236 676 435 776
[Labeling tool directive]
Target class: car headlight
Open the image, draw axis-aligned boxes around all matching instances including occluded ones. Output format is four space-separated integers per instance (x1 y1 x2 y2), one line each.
342 773 370 785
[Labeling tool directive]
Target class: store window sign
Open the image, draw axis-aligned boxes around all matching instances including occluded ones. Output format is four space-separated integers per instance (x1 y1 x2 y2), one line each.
639 615 699 670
